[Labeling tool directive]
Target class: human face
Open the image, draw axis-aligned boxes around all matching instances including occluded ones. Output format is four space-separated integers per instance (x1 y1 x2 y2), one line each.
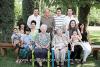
40 25 47 33
13 29 18 33
73 31 77 36
70 21 76 28
57 29 63 36
20 24 25 29
80 24 84 29
67 9 73 16
34 9 39 16
56 9 61 16
26 31 30 35
44 9 50 17
31 23 36 29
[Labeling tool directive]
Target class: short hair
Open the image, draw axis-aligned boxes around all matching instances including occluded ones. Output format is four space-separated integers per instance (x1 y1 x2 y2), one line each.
31 20 36 25
34 8 39 11
67 7 73 11
57 8 61 11
40 24 47 30
25 27 31 32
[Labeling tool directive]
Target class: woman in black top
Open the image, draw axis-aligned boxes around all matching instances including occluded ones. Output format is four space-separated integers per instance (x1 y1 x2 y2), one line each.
79 23 91 63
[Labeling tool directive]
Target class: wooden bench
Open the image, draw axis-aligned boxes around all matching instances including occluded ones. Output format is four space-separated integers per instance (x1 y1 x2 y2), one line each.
92 45 100 60
0 43 13 56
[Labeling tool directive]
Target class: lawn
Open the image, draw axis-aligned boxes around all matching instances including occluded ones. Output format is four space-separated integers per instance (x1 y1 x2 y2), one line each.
0 26 100 67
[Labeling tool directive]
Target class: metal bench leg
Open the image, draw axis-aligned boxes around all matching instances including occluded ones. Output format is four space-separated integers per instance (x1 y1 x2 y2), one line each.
47 50 50 67
93 50 98 60
32 50 34 67
52 48 54 67
68 49 70 67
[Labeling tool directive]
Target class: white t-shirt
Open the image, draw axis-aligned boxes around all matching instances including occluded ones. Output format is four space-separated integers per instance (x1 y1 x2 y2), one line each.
64 15 79 26
27 14 41 29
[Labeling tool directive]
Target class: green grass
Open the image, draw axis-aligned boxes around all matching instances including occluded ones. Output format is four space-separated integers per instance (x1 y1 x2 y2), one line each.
89 31 100 45
1 50 100 67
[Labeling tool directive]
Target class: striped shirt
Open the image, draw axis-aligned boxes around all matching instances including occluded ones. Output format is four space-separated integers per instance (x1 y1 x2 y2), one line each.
54 15 66 29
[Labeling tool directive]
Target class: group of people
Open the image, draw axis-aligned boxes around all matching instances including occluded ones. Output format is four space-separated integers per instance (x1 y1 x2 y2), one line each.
11 7 92 67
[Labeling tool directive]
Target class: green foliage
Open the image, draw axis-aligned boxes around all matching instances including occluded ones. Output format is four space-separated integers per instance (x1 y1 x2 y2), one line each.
14 0 22 26
0 0 15 42
22 0 34 23
89 7 100 26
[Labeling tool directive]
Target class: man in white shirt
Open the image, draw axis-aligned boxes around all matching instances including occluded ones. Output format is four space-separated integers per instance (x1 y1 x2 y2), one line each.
54 8 66 30
65 8 79 29
27 8 41 30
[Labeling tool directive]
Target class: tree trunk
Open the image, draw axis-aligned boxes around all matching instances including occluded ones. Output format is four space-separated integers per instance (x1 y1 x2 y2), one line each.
78 4 91 25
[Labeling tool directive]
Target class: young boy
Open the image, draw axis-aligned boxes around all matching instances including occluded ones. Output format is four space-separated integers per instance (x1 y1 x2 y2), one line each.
19 27 34 63
11 28 21 63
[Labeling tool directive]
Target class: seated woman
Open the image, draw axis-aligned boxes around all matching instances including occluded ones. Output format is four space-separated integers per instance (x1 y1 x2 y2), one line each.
30 20 38 48
52 28 68 67
67 20 83 64
34 24 50 67
79 23 91 63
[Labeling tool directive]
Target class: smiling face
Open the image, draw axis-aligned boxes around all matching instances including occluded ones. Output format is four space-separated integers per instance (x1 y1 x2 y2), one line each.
33 9 39 16
13 28 18 33
31 22 36 29
70 21 76 28
20 24 25 29
67 9 73 16
73 31 78 36
57 29 63 36
40 24 47 33
80 24 84 29
44 9 50 17
56 9 61 16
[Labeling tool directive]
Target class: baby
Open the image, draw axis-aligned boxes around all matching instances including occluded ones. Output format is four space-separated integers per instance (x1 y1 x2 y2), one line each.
70 30 82 51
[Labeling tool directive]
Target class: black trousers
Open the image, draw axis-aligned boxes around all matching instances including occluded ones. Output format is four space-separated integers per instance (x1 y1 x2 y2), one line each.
70 45 83 60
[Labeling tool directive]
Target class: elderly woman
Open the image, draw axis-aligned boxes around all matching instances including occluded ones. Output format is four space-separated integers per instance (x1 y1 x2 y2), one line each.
52 28 68 66
34 24 50 67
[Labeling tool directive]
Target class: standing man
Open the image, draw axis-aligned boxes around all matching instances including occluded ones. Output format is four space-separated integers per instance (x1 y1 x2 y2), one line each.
27 8 41 31
54 8 66 31
40 8 55 33
65 8 79 29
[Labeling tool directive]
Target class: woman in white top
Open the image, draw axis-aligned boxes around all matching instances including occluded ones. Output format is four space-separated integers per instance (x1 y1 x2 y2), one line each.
52 28 69 66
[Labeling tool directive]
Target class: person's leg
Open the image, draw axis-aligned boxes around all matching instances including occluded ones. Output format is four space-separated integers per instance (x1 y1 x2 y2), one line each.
60 48 66 65
54 49 60 65
83 42 91 62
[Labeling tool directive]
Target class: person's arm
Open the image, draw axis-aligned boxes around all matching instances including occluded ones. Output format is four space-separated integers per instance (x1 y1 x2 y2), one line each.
35 34 42 48
77 29 82 39
44 33 51 49
11 35 14 45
